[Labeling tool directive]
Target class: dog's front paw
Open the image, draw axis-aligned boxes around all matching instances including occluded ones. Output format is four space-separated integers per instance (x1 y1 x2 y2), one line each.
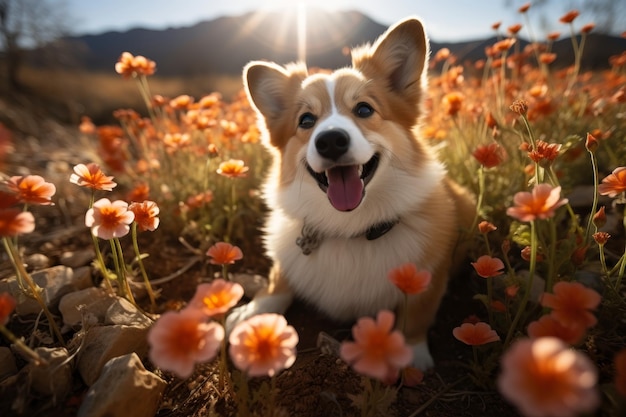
225 293 293 334
411 341 434 370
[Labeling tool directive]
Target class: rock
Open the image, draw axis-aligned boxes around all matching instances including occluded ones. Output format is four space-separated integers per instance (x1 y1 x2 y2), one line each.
78 353 165 417
0 265 92 315
25 253 51 270
231 273 268 298
0 347 18 380
77 325 149 385
105 297 152 328
26 347 72 398
58 287 115 328
60 249 95 269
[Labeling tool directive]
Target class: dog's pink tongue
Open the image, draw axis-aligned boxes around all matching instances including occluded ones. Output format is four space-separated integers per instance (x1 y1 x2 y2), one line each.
326 166 363 211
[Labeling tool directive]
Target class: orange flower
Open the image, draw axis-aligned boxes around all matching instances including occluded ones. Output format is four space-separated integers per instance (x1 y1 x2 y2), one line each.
592 206 606 228
507 23 523 35
0 208 35 237
5 175 56 205
585 132 599 153
228 313 298 377
129 200 160 232
528 140 561 166
559 10 580 24
472 143 506 168
163 133 191 151
442 92 464 117
478 221 497 234
498 337 599 417
79 116 96 134
216 159 249 178
581 23 595 34
547 31 561 41
491 21 502 31
148 308 224 378
0 292 16 326
127 183 150 202
518 2 531 13
615 350 626 397
387 263 431 295
206 242 243 265
188 279 244 318
471 255 505 278
510 99 528 116
598 167 626 197
592 232 610 245
340 310 413 381
70 163 117 191
506 184 568 222
452 322 500 346
493 38 516 53
115 52 156 78
527 314 587 346
539 52 557 65
85 198 135 240
540 282 601 329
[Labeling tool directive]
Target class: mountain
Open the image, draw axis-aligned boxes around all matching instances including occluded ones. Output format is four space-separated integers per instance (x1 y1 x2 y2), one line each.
31 9 626 76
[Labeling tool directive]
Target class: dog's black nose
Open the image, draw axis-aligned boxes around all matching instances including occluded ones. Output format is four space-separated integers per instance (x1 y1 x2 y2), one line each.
315 128 350 161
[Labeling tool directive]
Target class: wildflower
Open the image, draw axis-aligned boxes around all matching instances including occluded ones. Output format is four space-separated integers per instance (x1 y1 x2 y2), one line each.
491 21 502 31
518 3 531 13
471 255 505 278
507 24 523 35
527 141 561 166
442 92 464 117
163 133 191 151
478 221 497 234
217 159 249 178
581 23 595 34
0 208 35 237
115 52 156 78
129 200 160 232
188 279 244 318
340 310 412 381
547 31 561 41
452 322 500 346
585 132 599 153
185 191 214 210
229 313 298 377
592 232 610 245
85 198 135 240
559 10 580 24
598 167 626 197
5 175 56 205
79 116 96 134
527 315 587 345
0 292 16 325
148 308 224 379
127 183 150 202
505 285 520 298
506 184 568 222
510 99 528 116
615 350 626 397
472 143 506 168
521 246 545 262
206 242 243 265
169 95 194 109
540 281 601 329
493 38 516 53
539 52 557 65
498 337 599 417
387 263 432 295
70 163 117 191
592 206 606 228
434 48 450 62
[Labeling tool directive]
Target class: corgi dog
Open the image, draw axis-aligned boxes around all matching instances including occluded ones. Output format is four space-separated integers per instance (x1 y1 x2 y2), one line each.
229 17 475 369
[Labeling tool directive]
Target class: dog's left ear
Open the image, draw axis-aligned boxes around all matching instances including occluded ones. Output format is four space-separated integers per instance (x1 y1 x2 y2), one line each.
353 17 429 108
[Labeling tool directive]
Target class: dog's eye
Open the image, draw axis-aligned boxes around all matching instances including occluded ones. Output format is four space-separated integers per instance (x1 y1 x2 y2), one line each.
354 102 374 118
298 113 317 129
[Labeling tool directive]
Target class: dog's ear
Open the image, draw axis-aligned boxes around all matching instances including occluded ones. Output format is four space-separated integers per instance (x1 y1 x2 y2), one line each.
352 17 429 120
243 62 307 148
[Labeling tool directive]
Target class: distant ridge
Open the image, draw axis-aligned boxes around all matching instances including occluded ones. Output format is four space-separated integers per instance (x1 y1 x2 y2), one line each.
31 9 626 76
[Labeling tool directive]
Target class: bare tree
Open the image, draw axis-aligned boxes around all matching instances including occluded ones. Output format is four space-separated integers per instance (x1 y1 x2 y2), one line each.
0 0 68 90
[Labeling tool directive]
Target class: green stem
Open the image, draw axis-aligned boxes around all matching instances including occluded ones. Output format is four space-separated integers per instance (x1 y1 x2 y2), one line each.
0 325 48 366
469 167 485 235
545 219 557 293
585 150 600 243
131 223 156 311
91 233 114 294
504 220 538 348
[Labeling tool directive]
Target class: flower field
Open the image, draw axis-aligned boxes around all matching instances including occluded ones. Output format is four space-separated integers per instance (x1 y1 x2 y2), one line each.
1 5 626 417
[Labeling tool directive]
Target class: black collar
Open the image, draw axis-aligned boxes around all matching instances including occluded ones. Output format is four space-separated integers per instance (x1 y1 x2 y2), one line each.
296 218 399 255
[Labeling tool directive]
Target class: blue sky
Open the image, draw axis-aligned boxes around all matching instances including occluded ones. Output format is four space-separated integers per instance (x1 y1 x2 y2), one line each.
65 0 589 42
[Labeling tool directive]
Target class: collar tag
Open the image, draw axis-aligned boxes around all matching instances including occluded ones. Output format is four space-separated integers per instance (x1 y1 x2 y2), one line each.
365 219 398 240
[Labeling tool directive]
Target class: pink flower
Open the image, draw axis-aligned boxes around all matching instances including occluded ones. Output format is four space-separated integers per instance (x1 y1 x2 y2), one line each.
339 310 413 381
498 337 599 417
129 200 160 232
228 313 298 377
540 282 601 329
527 315 587 346
5 175 56 205
506 184 568 222
85 198 135 239
148 308 224 379
471 255 505 278
453 322 500 346
598 167 626 197
188 279 244 318
387 263 432 295
0 208 35 237
206 242 243 265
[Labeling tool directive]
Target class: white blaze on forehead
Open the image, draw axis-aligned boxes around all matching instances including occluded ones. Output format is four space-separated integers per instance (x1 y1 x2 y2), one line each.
306 78 374 172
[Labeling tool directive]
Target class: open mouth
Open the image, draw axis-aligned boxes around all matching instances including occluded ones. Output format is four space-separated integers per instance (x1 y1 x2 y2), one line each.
306 153 380 212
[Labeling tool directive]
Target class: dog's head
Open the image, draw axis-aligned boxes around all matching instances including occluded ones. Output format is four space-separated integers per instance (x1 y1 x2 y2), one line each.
244 18 439 225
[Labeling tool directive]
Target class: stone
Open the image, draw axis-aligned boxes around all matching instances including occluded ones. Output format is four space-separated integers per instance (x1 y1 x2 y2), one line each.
78 353 165 417
25 253 51 270
105 297 152 328
0 347 18 380
232 273 268 298
26 347 72 398
77 324 149 385
58 287 115 328
60 249 95 269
